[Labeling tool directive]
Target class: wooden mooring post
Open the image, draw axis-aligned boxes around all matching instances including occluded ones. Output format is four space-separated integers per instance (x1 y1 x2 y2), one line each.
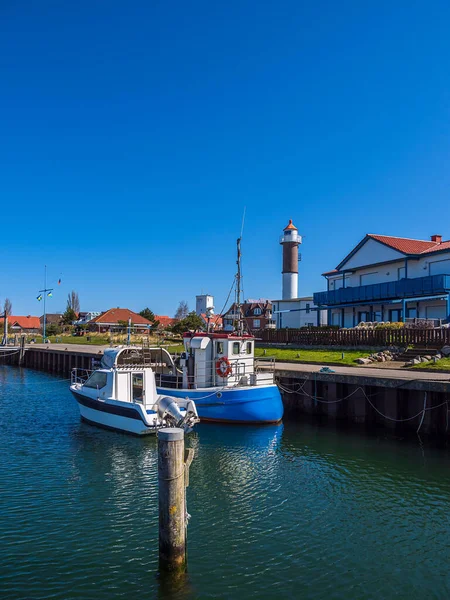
158 428 194 576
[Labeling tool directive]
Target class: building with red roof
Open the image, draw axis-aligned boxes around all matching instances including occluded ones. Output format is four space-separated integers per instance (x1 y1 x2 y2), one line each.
87 308 153 333
314 233 450 327
8 316 41 333
223 300 273 332
154 315 178 329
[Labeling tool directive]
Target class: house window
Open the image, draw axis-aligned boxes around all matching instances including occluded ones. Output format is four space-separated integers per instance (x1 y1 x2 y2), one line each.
253 319 260 328
232 342 240 355
373 311 382 322
254 308 262 316
306 303 310 314
358 312 369 323
407 308 417 319
389 309 403 322
398 267 406 280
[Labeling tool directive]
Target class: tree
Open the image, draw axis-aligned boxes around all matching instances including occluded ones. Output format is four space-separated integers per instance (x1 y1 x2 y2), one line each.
3 298 12 317
172 311 204 335
139 307 160 329
46 323 62 336
61 307 77 326
174 300 189 320
67 290 80 314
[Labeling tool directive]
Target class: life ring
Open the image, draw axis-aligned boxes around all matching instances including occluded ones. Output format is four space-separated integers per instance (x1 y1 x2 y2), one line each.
216 357 232 378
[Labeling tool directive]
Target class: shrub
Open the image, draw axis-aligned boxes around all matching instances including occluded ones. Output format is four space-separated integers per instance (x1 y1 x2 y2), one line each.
374 322 405 330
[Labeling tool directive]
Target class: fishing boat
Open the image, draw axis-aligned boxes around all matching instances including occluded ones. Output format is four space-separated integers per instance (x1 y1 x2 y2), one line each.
153 237 284 424
69 347 200 435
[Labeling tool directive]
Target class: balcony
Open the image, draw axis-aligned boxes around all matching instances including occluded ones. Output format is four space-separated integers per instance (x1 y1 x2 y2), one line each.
313 274 450 307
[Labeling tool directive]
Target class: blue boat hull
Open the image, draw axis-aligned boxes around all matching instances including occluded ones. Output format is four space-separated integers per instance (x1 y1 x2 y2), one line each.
156 384 284 424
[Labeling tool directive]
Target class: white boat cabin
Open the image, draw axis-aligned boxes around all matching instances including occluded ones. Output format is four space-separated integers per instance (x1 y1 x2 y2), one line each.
178 332 270 389
73 347 161 411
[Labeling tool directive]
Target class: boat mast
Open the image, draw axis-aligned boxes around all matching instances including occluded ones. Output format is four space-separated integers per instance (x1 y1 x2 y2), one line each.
236 237 243 336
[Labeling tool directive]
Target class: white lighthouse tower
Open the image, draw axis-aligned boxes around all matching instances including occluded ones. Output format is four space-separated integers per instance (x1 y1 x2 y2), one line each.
280 219 302 299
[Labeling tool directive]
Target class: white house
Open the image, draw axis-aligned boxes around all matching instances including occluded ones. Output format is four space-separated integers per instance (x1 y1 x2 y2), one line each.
314 234 450 327
73 311 102 326
272 297 327 328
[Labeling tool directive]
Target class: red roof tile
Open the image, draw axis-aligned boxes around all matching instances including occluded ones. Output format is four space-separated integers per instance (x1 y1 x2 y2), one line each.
322 269 338 276
89 308 152 325
367 234 439 254
324 234 450 275
9 315 40 329
200 313 223 327
421 240 450 254
155 315 177 328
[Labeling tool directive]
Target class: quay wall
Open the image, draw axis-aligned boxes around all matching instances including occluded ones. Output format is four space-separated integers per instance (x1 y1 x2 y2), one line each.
2 346 101 376
277 370 450 437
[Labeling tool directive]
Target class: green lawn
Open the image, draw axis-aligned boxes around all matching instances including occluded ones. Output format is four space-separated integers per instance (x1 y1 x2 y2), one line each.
410 357 450 372
30 336 184 349
254 347 372 366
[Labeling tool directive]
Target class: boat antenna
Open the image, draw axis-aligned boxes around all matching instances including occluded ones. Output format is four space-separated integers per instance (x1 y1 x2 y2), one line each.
240 206 246 238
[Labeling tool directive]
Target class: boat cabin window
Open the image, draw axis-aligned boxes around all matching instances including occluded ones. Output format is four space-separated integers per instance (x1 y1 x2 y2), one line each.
216 341 224 355
232 342 240 355
132 373 144 403
246 342 252 354
84 371 108 389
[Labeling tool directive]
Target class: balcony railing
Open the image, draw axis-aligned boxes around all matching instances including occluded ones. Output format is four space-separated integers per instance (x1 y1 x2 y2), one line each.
313 274 450 307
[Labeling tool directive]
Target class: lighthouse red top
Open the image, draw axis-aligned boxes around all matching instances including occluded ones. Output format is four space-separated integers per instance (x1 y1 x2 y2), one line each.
284 219 297 231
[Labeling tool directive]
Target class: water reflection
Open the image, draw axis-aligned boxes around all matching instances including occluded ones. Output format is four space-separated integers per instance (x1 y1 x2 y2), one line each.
3 366 450 600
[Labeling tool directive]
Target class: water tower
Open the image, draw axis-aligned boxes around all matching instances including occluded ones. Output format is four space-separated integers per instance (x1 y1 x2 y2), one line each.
280 220 302 299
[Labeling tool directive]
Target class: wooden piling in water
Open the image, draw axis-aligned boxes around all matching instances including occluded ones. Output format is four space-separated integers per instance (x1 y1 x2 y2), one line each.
158 428 187 575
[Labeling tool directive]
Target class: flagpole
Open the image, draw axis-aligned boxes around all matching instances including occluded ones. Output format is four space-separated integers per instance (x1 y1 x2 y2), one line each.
43 265 47 342
38 266 53 343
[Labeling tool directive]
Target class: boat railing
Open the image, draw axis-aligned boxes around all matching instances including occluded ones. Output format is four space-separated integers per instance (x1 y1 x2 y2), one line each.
189 357 275 388
254 357 276 384
71 368 93 385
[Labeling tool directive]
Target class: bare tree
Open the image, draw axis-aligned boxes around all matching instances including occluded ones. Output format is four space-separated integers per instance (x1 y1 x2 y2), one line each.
3 298 12 316
67 290 80 314
174 300 189 320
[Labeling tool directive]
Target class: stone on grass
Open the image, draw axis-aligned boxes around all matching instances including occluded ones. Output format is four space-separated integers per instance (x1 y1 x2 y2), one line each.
441 346 450 357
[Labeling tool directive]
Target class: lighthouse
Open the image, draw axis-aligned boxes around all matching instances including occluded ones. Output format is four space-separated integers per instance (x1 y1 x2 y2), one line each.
280 219 302 299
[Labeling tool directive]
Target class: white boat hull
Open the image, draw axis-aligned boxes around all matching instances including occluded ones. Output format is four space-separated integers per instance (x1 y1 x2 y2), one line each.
71 390 161 436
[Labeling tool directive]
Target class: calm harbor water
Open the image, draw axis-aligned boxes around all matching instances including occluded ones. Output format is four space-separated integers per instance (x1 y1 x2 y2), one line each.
1 365 450 599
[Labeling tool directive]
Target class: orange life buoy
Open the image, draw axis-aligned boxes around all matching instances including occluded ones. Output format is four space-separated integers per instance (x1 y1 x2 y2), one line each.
216 357 232 378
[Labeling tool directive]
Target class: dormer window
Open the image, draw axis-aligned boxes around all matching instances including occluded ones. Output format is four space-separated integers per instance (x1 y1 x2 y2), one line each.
254 308 262 316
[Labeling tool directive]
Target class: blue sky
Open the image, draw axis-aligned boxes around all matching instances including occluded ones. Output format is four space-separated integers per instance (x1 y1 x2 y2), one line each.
2 0 450 316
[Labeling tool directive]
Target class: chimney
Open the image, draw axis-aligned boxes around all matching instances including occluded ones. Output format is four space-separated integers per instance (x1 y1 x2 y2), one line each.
431 234 442 243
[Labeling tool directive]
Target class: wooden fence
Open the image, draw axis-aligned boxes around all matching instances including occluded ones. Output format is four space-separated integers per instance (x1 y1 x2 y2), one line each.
255 328 450 347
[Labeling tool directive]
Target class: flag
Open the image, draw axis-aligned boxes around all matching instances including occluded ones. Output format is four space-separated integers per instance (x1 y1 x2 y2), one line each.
37 295 42 301
47 292 53 298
